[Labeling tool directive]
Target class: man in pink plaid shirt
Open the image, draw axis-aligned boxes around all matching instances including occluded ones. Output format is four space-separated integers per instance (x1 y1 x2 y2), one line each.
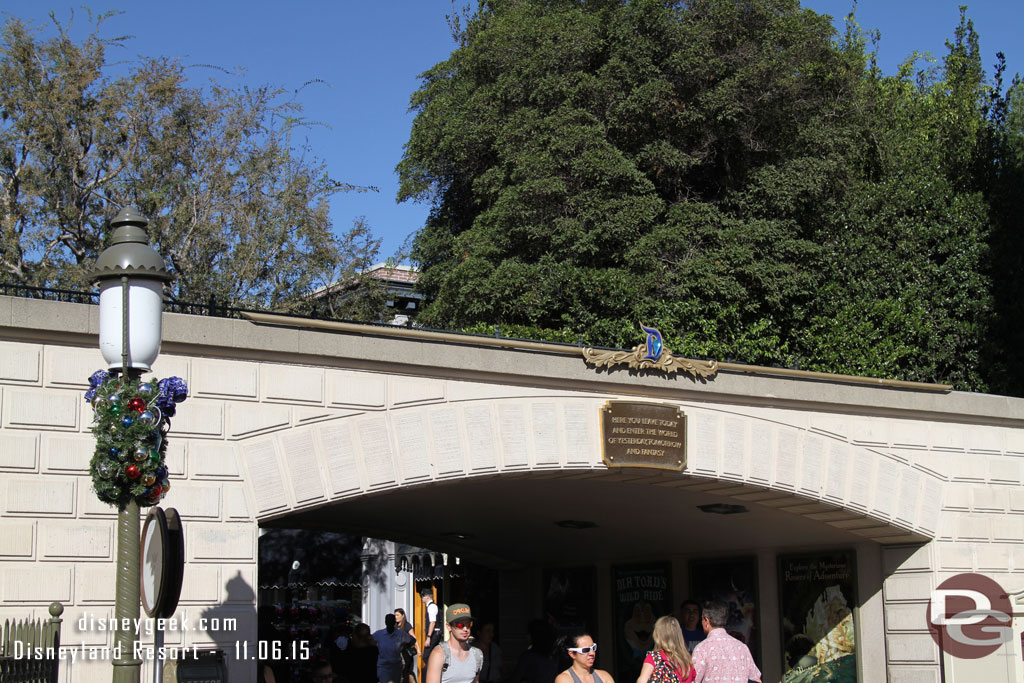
691 600 761 683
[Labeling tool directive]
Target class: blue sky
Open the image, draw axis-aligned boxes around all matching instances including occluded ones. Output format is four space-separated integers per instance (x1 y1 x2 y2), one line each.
2 1 1020 261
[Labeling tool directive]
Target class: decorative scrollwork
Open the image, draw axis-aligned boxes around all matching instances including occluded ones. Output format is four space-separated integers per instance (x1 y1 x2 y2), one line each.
582 324 718 379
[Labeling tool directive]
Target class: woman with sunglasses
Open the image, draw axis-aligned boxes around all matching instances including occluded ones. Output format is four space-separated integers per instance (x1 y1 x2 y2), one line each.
635 616 694 683
555 634 614 683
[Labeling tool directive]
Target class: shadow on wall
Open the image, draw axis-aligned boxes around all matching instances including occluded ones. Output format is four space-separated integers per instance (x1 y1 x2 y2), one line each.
362 538 393 593
196 572 256 679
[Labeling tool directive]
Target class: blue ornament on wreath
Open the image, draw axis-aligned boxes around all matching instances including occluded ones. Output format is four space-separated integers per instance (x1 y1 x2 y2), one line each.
109 447 122 459
121 415 134 428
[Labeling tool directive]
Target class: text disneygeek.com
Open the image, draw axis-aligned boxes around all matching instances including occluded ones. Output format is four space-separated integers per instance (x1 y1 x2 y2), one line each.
13 640 310 662
76 612 237 636
10 611 314 662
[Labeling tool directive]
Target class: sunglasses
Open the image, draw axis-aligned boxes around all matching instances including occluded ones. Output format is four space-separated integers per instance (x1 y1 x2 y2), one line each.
450 621 473 630
568 644 598 654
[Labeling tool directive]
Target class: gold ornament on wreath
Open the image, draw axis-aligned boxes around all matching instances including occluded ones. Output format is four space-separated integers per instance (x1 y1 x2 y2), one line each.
85 370 188 508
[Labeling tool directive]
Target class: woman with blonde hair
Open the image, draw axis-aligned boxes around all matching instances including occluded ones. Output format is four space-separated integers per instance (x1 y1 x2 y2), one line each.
635 616 694 683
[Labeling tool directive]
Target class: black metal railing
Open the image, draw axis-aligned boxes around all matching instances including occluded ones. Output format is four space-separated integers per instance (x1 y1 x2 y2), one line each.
0 283 98 305
0 283 248 320
0 282 619 352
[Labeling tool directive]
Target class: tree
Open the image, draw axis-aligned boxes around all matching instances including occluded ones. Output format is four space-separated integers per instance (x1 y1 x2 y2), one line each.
399 0 1024 394
0 10 384 313
399 0 869 363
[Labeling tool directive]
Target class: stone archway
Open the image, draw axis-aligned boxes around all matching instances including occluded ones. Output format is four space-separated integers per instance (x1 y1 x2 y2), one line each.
237 382 938 553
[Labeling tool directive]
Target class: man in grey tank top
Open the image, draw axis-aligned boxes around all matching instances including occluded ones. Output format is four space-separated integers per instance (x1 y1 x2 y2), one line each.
426 603 483 683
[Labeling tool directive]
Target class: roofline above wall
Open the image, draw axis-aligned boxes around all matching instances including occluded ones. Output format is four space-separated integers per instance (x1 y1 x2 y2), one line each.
2 294 1021 426
241 311 953 393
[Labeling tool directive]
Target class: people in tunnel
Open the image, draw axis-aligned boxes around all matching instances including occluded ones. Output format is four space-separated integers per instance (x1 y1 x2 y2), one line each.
395 608 420 683
423 588 442 661
427 603 484 683
476 621 503 683
375 613 417 683
635 616 694 683
677 601 705 655
341 623 379 683
555 633 613 683
505 618 558 683
691 600 760 683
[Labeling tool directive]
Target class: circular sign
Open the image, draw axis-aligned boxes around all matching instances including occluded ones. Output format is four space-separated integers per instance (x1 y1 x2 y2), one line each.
140 507 185 618
927 572 1012 659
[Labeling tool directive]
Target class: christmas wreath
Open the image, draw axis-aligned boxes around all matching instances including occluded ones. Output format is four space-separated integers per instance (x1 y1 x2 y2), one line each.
85 370 188 508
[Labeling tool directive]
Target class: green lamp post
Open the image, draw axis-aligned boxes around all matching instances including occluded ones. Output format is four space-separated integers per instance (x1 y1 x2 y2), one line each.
92 207 173 683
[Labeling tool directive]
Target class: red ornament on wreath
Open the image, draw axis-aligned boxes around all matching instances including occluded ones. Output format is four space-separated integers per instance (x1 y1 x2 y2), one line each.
128 397 147 413
125 464 141 480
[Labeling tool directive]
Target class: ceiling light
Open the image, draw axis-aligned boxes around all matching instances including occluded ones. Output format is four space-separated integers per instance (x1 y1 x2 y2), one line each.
555 520 598 529
697 503 748 515
442 532 475 540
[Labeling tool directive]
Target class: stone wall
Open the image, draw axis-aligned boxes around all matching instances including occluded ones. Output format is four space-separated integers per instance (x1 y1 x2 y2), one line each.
4 297 1024 682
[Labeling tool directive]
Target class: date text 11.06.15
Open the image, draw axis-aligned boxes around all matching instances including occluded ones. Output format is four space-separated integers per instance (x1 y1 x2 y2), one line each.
235 640 310 660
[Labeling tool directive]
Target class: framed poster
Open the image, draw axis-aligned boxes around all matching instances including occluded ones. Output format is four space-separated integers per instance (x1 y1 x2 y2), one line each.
612 563 672 683
544 567 596 637
689 556 760 665
778 551 858 683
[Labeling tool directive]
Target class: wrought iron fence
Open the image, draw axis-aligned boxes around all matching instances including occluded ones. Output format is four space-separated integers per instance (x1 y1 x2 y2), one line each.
0 283 97 305
0 602 63 683
0 282 605 350
0 283 247 319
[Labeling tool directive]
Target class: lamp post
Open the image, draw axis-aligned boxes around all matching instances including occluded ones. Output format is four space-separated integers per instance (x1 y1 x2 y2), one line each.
92 207 173 683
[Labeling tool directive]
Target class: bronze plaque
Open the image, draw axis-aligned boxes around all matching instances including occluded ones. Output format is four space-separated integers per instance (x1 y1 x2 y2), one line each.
601 401 686 471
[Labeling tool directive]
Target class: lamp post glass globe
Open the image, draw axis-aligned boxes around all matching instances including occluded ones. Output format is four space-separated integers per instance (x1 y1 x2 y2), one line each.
93 207 172 373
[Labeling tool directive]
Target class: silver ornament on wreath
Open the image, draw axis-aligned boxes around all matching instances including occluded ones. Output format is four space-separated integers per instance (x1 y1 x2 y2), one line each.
85 371 188 508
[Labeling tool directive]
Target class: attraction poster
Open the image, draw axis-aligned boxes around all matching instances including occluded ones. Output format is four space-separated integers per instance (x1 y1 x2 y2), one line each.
543 567 596 637
612 563 671 683
689 556 760 665
778 551 857 683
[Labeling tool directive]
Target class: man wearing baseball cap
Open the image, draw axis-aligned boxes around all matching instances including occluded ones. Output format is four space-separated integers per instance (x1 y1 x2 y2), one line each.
426 603 483 683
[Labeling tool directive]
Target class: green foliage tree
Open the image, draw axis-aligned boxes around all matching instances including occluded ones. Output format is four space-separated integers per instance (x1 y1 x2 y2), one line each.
0 10 385 315
399 0 1024 394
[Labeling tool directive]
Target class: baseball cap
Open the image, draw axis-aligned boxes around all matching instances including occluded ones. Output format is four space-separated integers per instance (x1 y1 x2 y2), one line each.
446 603 473 624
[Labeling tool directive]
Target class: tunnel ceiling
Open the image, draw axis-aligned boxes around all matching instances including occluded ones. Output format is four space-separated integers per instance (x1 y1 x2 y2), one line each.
263 469 923 568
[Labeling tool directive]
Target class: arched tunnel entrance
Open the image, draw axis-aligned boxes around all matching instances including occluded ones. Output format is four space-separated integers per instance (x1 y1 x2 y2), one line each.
260 467 916 683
